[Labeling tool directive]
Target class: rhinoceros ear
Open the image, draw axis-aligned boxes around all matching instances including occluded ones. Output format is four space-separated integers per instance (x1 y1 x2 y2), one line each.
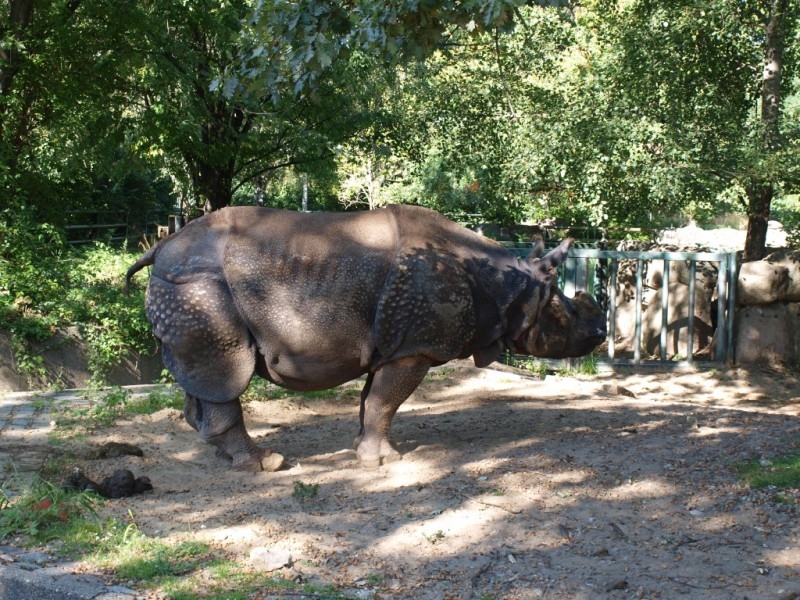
530 238 573 280
527 238 546 259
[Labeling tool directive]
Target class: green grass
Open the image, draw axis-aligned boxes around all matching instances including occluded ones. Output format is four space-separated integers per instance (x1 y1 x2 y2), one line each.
92 528 213 582
424 367 455 381
503 353 549 377
0 473 101 538
241 377 360 403
1 474 351 599
737 451 800 489
503 351 601 377
292 480 320 500
52 380 356 442
50 385 184 441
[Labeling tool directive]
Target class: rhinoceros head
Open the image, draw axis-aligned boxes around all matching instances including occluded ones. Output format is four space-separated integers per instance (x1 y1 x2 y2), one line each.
510 239 607 359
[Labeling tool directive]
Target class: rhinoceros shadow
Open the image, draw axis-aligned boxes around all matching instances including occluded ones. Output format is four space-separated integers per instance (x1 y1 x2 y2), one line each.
121 362 799 598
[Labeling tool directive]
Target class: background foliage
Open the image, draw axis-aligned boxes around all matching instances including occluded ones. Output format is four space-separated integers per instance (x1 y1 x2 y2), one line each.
1 0 799 383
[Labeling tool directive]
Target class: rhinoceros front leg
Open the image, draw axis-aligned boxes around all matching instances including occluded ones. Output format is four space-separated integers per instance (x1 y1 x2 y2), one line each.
184 394 284 473
353 356 432 467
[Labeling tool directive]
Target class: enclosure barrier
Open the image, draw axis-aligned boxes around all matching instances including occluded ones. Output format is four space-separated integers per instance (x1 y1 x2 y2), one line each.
505 244 738 368
571 249 736 366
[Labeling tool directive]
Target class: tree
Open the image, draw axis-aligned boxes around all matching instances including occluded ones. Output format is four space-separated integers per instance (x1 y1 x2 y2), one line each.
0 0 166 223
588 0 799 253
340 7 584 225
743 0 791 261
237 0 571 98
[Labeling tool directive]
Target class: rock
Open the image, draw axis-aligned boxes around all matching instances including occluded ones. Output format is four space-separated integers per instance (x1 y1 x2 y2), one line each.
14 453 47 472
738 249 800 305
646 257 718 300
735 303 800 365
17 552 51 565
615 385 636 398
738 260 791 305
249 547 292 572
606 579 628 591
608 242 719 354
105 584 139 595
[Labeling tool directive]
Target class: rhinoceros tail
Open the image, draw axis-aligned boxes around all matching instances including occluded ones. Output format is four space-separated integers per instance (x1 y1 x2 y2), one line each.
124 242 162 295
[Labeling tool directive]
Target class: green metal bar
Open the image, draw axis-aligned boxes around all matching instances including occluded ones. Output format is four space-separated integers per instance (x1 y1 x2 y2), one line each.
727 255 737 363
687 261 696 363
570 249 728 262
608 260 618 360
634 259 644 364
716 256 728 362
564 256 577 297
660 259 670 363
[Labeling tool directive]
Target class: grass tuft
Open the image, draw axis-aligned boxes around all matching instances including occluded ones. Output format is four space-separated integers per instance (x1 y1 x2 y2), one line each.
0 473 101 539
736 451 800 489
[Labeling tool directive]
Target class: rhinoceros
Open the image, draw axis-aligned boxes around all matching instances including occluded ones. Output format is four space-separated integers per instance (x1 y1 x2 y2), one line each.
126 204 606 471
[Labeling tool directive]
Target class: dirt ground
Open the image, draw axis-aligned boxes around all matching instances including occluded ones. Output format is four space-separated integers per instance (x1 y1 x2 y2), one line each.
61 361 800 598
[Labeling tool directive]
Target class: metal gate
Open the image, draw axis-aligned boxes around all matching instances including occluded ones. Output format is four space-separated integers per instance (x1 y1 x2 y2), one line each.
566 249 737 366
506 244 738 367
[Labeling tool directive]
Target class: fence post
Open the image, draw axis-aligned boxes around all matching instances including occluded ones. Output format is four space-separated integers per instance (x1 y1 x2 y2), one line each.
659 259 669 363
687 261 696 363
608 260 618 360
633 259 644 364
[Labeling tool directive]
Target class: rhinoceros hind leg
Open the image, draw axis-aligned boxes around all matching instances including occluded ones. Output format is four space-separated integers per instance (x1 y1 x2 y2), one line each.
353 357 431 467
184 395 284 472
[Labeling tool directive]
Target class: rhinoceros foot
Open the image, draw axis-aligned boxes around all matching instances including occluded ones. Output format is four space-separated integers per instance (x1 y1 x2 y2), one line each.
215 447 285 472
185 395 284 472
353 436 402 467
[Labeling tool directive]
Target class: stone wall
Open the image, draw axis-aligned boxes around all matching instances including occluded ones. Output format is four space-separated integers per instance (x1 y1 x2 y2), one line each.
735 249 800 365
0 328 163 393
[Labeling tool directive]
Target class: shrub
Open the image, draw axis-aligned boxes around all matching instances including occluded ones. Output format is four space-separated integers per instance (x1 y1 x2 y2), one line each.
0 209 155 386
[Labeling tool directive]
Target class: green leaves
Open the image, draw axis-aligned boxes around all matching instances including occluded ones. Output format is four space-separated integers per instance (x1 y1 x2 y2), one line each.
0 212 155 387
237 0 571 99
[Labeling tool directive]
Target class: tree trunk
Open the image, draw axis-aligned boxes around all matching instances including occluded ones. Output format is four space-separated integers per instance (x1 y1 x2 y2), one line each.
187 157 235 213
183 103 251 213
742 0 785 262
0 0 35 97
743 183 773 262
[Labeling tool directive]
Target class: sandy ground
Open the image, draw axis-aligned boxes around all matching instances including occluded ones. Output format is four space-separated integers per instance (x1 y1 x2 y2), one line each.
52 361 800 598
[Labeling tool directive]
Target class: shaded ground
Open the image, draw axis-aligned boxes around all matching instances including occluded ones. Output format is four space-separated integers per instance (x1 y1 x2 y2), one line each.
9 361 800 598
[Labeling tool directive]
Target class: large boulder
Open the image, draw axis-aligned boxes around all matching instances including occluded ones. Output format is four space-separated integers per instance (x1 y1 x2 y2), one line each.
737 249 800 305
738 260 791 305
735 303 800 364
645 258 718 304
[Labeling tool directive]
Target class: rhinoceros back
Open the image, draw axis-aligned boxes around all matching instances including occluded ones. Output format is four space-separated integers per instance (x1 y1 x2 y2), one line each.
371 208 478 365
221 207 399 386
